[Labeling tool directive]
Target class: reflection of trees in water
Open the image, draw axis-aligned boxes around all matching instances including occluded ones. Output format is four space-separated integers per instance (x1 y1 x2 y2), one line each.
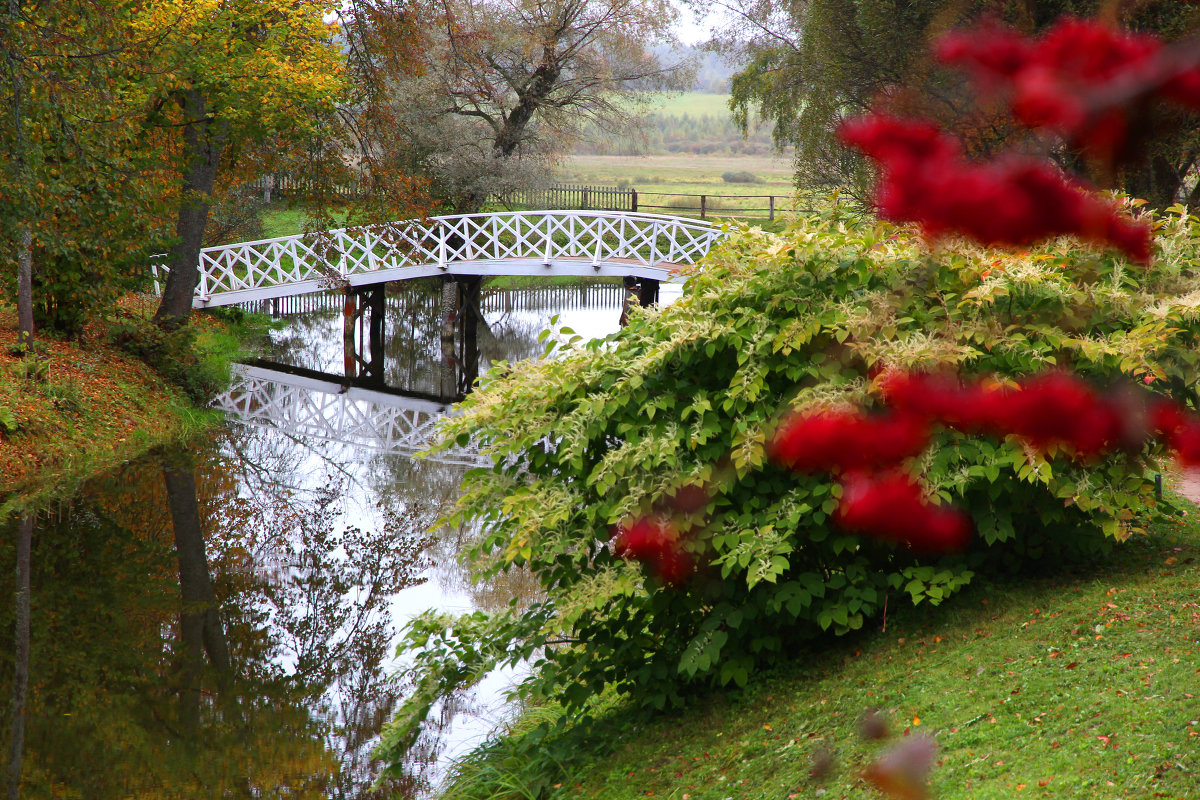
0 461 335 799
356 424 543 616
0 439 435 799
213 425 441 798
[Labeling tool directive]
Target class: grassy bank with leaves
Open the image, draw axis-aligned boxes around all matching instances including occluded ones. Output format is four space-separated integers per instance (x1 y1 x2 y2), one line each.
0 297 266 506
444 501 1200 800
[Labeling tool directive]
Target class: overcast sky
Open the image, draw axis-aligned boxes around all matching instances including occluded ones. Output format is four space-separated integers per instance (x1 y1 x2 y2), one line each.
673 2 717 46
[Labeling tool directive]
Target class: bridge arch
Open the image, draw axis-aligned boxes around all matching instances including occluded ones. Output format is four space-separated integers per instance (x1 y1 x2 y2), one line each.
153 210 722 309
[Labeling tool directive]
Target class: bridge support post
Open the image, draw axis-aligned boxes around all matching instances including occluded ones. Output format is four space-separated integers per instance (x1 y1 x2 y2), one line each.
439 276 483 400
343 289 358 379
457 276 481 395
439 278 459 401
364 284 386 386
638 278 659 307
343 284 387 384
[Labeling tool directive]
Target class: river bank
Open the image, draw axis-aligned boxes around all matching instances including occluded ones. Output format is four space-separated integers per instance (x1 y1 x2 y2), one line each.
0 297 266 506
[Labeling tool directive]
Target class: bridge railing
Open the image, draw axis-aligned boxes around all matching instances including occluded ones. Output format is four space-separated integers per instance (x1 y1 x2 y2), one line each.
152 210 721 303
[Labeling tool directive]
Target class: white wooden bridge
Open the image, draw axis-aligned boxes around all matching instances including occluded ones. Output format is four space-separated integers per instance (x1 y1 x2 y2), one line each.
155 211 722 308
212 362 483 466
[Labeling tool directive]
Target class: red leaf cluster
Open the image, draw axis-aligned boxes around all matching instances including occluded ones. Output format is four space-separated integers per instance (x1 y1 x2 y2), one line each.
997 372 1125 456
1150 398 1200 466
612 517 693 586
879 371 1011 434
767 403 969 553
936 18 1200 166
837 114 1152 263
884 370 1170 459
835 471 972 553
767 368 1200 554
768 409 929 473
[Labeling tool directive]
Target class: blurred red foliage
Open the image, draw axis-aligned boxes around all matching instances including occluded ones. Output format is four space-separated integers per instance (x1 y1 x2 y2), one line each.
834 471 972 553
613 517 693 586
761 370 1200 555
768 409 930 473
837 114 1152 263
936 18 1200 166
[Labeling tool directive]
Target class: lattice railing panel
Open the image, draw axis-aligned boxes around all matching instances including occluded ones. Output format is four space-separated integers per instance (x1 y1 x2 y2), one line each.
152 211 721 303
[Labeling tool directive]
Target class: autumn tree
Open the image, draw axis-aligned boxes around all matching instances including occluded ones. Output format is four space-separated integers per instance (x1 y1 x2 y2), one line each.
708 0 1200 208
0 1 165 339
142 0 346 329
344 0 689 213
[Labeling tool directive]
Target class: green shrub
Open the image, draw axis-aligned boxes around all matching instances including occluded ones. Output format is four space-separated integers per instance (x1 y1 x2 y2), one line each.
0 404 18 436
721 170 760 184
106 315 226 404
376 205 1200 775
41 379 83 415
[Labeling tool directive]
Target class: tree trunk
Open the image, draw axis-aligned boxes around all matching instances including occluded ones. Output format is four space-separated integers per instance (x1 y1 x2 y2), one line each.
6 0 34 351
153 89 227 330
16 225 32 351
7 512 33 800
449 57 563 215
1123 150 1184 210
163 462 231 732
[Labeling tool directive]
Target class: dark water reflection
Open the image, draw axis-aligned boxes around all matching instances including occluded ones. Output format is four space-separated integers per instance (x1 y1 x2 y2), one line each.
2 281 665 798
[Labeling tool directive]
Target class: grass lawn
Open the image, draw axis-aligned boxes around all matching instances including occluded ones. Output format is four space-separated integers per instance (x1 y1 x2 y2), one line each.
642 92 737 117
560 154 794 192
447 494 1200 800
555 153 808 218
258 206 353 240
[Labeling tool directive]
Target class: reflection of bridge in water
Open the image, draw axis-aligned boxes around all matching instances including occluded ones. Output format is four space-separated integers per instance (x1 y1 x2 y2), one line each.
213 362 483 467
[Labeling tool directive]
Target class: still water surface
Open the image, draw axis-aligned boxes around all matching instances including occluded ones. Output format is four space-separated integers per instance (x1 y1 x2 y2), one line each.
1 280 679 799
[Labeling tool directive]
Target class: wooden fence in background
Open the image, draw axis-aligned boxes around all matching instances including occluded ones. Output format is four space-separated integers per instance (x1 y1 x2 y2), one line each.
493 184 803 220
246 174 363 201
243 176 804 220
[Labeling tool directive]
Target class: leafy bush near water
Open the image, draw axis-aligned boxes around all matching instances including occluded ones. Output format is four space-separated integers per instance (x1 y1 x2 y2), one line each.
105 314 228 404
376 205 1200 776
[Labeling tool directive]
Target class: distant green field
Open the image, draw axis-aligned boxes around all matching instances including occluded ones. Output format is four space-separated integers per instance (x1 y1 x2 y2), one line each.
555 153 803 217
642 91 734 117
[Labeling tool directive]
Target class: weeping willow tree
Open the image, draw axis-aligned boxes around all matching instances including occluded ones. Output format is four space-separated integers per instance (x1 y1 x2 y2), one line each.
709 0 1200 207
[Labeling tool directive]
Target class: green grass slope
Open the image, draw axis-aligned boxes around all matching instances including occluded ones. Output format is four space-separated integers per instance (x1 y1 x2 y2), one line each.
447 499 1200 800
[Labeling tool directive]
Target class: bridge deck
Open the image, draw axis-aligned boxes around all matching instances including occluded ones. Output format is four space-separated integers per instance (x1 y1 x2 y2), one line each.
193 257 688 308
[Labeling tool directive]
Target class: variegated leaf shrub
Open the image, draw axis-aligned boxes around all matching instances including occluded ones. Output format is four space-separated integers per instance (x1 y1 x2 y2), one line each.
376 203 1200 774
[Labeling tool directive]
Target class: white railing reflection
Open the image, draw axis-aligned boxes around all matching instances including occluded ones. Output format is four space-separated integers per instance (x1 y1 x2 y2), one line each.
213 364 482 467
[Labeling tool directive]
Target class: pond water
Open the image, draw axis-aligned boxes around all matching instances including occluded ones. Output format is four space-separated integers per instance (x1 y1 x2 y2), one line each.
1 279 681 799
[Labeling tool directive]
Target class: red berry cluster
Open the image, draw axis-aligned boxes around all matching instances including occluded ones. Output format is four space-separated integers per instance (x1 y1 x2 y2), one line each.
835 470 972 553
936 18 1200 166
880 370 1138 458
837 114 1151 263
612 517 693 586
769 370 1200 553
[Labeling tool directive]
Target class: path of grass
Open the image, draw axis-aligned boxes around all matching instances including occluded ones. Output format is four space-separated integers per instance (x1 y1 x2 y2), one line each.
447 505 1200 800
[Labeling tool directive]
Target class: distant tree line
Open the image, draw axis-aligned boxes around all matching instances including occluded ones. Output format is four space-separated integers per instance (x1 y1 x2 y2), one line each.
574 110 777 156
